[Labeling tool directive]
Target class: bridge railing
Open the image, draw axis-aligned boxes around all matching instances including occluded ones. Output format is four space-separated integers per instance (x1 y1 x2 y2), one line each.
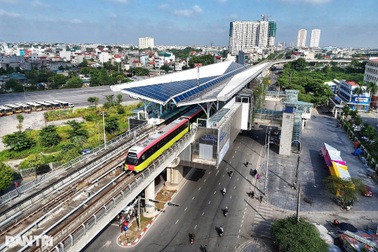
0 123 148 206
56 125 198 252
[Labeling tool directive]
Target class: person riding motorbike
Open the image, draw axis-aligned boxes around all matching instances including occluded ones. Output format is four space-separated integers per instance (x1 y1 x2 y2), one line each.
221 187 226 195
224 206 228 216
189 233 195 244
219 226 224 237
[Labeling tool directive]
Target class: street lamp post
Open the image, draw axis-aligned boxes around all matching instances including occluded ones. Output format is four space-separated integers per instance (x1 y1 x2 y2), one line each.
264 127 271 194
101 112 107 149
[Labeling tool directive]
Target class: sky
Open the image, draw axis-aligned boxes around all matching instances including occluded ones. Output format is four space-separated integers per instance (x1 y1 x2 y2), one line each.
0 0 377 49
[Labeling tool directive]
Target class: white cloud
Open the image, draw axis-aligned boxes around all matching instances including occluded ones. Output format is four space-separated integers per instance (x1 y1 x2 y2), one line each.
69 19 83 24
0 0 20 4
109 13 118 18
280 0 332 4
32 0 49 8
172 5 203 17
0 9 19 18
193 5 203 14
108 0 128 4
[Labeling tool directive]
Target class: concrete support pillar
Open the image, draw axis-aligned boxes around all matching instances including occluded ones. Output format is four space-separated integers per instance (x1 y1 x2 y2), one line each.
279 112 294 156
165 157 183 190
143 181 157 217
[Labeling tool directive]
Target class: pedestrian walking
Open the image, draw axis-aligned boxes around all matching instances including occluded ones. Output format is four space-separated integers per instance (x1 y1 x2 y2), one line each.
259 195 263 203
249 191 255 198
14 181 20 196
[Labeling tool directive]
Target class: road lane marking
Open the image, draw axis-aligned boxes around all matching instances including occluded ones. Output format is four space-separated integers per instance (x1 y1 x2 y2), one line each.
215 170 219 176
192 197 195 200
229 196 232 199
175 219 179 224
202 212 205 216
198 187 201 190
214 191 216 194
208 201 211 204
184 207 187 212
194 225 197 229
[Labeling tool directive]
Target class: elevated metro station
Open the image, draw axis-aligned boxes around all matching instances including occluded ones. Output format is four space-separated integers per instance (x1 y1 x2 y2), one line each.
111 60 272 170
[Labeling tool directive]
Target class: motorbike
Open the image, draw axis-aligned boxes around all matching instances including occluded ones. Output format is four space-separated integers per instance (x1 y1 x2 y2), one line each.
221 188 226 196
228 171 233 177
189 233 195 244
223 207 228 217
219 226 224 237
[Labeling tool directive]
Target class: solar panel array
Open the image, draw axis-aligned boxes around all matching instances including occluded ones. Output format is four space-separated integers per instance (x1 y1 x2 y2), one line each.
124 62 246 104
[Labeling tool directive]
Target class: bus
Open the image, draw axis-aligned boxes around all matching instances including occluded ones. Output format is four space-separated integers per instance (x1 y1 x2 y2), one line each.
1 105 14 115
26 102 43 111
45 101 61 109
0 105 9 116
36 101 52 110
15 103 32 113
4 104 23 114
53 100 74 108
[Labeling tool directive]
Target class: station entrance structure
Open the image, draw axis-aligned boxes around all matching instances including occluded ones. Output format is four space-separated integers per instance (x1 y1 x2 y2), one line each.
111 60 272 168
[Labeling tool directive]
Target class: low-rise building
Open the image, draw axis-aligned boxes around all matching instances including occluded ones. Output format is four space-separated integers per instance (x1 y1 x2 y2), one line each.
338 80 370 112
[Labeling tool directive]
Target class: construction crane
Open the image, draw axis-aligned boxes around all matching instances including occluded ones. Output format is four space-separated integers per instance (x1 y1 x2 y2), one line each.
261 14 271 21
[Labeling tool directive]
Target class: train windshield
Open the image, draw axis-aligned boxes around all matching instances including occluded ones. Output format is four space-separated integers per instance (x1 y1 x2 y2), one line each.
126 152 138 165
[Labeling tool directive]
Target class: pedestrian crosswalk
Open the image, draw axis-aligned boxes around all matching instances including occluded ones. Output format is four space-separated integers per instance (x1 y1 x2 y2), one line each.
252 202 274 239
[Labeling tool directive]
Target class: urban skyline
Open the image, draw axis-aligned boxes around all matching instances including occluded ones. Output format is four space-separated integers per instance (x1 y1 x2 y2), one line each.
0 0 377 48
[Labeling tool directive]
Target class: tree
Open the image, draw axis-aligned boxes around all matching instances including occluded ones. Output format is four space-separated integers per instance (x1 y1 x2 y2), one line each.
16 114 24 132
87 96 100 108
160 64 170 73
48 73 67 89
271 216 329 252
352 83 365 111
365 82 378 108
39 125 61 147
342 105 351 119
116 94 123 105
290 58 308 71
0 162 15 192
5 79 23 92
78 59 88 67
103 94 116 109
323 176 363 209
66 76 83 88
105 117 120 133
2 131 35 151
65 120 88 145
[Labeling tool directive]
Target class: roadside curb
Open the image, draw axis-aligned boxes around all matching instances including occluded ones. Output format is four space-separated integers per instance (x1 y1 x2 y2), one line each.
116 166 197 247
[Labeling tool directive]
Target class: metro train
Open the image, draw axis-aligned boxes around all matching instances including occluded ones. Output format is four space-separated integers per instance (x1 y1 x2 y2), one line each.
124 107 205 172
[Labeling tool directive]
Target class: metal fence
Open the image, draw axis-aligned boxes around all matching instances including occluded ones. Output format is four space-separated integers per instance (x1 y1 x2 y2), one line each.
0 122 148 206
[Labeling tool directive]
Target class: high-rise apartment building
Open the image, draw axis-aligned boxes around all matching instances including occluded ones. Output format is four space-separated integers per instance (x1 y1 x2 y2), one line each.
228 17 277 56
296 29 307 48
310 29 321 48
138 37 154 49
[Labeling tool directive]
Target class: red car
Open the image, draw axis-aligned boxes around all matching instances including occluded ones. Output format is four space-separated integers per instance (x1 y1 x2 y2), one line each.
361 185 373 197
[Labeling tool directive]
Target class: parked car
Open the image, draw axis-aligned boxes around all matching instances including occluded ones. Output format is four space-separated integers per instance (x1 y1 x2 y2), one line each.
360 185 373 197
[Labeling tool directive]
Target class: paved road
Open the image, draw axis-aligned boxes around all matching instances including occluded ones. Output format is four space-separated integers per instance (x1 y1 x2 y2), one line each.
0 86 136 107
84 107 378 252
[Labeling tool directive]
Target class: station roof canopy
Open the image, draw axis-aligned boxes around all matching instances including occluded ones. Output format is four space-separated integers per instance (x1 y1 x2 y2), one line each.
111 61 271 107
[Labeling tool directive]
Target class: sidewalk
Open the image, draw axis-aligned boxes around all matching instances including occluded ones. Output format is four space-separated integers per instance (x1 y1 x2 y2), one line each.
116 186 178 247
